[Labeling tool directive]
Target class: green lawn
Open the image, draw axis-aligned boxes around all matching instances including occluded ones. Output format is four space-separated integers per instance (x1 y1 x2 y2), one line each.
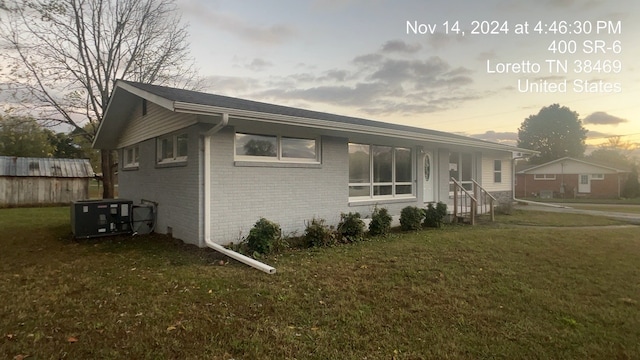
1 207 639 359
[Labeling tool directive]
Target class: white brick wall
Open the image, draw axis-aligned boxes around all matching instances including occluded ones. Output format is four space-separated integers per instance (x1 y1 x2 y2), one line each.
209 128 350 244
119 124 202 246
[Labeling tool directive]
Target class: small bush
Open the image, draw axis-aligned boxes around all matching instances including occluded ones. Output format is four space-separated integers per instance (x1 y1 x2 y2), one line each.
400 206 424 231
424 202 448 228
337 212 365 243
304 218 337 247
495 201 513 215
369 207 392 236
246 218 281 255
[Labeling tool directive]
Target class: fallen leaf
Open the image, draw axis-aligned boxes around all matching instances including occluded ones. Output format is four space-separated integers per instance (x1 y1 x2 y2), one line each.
6 333 15 340
14 355 28 360
167 326 177 331
67 336 78 343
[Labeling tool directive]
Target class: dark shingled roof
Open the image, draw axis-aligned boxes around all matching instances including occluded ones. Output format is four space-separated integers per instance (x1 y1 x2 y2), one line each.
120 80 511 148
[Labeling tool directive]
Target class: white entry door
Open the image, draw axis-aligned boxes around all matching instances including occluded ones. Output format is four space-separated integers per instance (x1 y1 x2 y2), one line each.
423 152 435 203
578 174 591 193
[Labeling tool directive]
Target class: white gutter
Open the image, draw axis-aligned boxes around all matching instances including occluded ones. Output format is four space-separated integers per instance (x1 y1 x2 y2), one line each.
174 101 533 154
202 113 276 274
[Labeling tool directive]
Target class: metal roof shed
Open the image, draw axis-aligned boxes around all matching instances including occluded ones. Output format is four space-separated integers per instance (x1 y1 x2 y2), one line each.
0 156 95 207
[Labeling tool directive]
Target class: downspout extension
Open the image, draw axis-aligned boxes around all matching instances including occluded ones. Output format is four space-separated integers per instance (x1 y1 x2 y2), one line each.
202 113 276 274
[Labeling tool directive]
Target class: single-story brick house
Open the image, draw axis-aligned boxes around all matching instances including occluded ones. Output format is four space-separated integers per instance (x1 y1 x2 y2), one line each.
93 80 535 247
515 157 627 199
0 156 94 207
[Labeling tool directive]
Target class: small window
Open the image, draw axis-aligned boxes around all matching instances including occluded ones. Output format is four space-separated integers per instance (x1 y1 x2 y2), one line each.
591 174 604 180
235 133 318 163
157 133 188 164
124 145 139 168
533 174 556 180
494 160 502 183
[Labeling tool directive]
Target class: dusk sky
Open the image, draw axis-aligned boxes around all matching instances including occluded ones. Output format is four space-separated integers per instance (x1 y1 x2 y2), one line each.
175 0 639 150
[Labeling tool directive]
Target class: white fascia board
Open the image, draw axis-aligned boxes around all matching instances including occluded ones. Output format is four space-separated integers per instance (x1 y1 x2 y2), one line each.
116 81 176 111
173 101 531 153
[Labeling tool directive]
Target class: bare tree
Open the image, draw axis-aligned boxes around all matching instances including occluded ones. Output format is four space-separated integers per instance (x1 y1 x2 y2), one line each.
0 0 200 198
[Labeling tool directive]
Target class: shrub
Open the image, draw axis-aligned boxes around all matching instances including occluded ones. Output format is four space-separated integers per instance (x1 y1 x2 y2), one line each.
495 201 513 215
337 212 365 243
246 218 281 255
400 206 424 231
369 207 392 236
304 218 337 247
423 202 448 228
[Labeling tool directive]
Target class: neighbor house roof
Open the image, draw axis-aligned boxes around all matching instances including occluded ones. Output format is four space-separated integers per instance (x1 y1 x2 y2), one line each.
0 156 94 178
516 157 627 174
94 80 537 155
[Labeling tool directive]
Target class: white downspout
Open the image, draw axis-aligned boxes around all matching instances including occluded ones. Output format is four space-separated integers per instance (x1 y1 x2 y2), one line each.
203 113 276 274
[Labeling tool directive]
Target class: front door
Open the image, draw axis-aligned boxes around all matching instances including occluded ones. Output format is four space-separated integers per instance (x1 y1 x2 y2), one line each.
423 152 435 203
578 174 591 193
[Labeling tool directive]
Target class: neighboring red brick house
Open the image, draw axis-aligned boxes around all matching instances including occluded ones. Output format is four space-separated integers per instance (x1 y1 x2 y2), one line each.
515 157 627 199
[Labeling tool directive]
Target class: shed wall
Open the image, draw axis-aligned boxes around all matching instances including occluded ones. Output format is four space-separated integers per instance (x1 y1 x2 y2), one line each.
0 177 89 207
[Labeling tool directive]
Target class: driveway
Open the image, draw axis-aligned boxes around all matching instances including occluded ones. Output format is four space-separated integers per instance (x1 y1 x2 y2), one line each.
514 202 640 225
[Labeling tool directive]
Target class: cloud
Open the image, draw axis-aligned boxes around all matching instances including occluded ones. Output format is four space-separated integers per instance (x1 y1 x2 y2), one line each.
180 3 295 44
469 130 519 144
583 111 628 125
201 75 261 94
246 58 273 71
380 40 422 54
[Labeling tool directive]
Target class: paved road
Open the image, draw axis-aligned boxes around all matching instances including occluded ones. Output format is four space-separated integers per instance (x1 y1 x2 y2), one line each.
514 202 640 225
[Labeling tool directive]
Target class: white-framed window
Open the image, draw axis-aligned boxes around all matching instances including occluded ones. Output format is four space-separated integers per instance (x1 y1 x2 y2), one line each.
235 133 319 163
494 159 502 183
533 174 556 180
348 143 413 199
157 133 188 164
591 174 604 180
123 145 139 169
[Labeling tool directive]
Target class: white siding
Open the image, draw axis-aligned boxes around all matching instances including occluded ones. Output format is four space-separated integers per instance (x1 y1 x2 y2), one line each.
117 102 198 149
481 153 512 192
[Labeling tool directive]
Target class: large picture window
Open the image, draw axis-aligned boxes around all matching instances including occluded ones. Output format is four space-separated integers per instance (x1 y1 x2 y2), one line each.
157 133 188 164
349 143 413 199
235 133 318 162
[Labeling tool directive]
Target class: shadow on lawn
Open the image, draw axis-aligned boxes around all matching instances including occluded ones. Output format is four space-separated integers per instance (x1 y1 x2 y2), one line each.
68 231 230 266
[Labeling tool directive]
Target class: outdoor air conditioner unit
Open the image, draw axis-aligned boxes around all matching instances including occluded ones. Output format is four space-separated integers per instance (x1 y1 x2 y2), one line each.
71 199 134 238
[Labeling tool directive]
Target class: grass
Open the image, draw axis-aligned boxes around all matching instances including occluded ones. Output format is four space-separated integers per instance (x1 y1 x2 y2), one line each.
493 209 629 226
2 207 640 359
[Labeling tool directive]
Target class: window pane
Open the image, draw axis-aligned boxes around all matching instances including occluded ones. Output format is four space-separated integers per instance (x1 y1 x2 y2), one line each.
349 185 370 197
236 133 277 157
395 185 412 195
126 148 134 164
282 137 316 159
133 147 139 163
449 152 459 180
461 153 472 181
177 134 188 157
161 137 173 159
349 143 370 183
372 145 392 182
494 172 502 183
395 147 411 182
494 159 502 171
373 185 392 196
